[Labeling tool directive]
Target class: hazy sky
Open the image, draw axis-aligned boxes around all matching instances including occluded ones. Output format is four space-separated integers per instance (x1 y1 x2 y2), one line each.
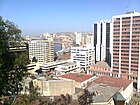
0 0 140 36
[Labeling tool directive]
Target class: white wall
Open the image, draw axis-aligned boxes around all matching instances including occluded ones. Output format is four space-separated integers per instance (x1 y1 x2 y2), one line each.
120 82 133 103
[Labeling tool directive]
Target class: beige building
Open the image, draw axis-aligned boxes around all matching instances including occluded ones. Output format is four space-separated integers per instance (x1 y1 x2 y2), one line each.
28 39 54 63
33 76 75 96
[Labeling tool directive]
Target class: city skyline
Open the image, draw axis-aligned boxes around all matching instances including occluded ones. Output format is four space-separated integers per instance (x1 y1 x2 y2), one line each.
1 0 140 36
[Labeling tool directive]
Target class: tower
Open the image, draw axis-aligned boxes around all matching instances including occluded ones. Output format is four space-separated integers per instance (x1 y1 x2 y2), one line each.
111 11 140 90
28 39 54 63
93 20 112 66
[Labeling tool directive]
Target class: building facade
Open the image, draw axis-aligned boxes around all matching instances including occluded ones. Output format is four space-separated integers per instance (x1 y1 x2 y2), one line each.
93 21 112 66
54 62 80 76
111 11 140 90
28 40 54 63
33 77 75 96
75 32 82 46
87 61 111 76
86 35 94 48
71 47 94 72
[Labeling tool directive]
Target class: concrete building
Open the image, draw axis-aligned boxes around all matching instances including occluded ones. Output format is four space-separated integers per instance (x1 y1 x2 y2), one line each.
75 32 82 46
86 35 94 48
111 11 140 90
28 40 54 63
54 62 80 76
71 47 95 72
33 76 75 96
27 59 71 74
21 76 75 96
93 20 112 66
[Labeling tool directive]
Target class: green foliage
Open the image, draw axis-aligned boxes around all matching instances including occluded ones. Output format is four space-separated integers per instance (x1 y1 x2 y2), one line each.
13 81 41 105
78 89 93 105
92 73 96 76
0 16 29 96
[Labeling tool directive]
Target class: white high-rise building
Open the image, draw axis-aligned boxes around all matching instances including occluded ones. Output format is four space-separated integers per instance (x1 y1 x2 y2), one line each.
71 47 95 72
28 40 54 63
75 32 82 45
93 20 112 66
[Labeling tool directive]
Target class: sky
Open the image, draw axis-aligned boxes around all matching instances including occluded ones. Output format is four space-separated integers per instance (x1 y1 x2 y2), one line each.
0 0 140 36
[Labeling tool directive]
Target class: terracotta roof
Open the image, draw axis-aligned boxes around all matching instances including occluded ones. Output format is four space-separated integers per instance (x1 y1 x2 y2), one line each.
94 76 132 90
59 73 93 83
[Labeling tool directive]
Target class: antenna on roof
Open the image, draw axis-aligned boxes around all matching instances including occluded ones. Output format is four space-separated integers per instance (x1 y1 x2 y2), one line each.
132 0 137 12
124 0 129 14
124 0 137 14
125 5 128 13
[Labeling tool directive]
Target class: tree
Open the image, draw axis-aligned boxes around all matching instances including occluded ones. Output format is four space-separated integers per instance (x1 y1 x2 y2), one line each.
78 89 93 105
0 16 29 96
65 93 71 104
60 94 67 105
12 81 42 105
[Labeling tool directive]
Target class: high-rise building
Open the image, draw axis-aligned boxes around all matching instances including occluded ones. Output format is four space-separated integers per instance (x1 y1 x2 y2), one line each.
71 47 95 72
86 35 94 48
111 11 140 90
28 40 54 63
93 21 112 66
75 32 82 46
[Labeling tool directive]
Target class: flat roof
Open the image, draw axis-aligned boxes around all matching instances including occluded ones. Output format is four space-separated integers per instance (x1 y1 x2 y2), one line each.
61 62 76 66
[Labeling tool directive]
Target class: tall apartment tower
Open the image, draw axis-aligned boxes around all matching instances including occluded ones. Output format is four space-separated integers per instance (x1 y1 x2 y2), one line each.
28 40 54 63
93 21 112 66
111 11 140 90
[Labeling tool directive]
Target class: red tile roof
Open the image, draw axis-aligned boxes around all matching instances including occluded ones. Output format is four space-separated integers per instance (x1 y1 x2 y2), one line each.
59 73 93 83
94 76 133 90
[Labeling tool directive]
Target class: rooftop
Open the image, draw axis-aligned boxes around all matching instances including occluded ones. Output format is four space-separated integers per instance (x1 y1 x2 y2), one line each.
87 83 120 103
125 11 139 14
59 73 93 83
93 76 132 90
90 61 110 69
61 62 76 66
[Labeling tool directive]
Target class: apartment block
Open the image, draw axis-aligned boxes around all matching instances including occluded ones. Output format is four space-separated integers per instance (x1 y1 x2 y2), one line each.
111 11 140 90
28 40 54 63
